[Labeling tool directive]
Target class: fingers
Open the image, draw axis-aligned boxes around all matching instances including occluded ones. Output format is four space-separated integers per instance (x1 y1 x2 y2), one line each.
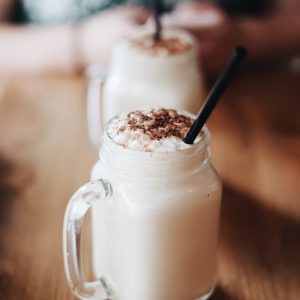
163 3 230 39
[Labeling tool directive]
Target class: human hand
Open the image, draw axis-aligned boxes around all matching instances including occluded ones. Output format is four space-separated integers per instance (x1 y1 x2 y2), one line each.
163 2 240 76
81 6 150 66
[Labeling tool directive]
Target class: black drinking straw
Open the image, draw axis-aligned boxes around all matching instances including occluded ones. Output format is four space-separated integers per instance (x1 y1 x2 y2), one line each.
153 0 162 41
183 46 247 144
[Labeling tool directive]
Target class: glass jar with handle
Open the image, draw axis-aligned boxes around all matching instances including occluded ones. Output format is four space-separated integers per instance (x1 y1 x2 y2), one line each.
63 109 221 300
86 29 205 147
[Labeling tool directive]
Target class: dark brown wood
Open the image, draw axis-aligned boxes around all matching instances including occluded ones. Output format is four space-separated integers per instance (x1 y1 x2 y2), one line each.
0 65 299 300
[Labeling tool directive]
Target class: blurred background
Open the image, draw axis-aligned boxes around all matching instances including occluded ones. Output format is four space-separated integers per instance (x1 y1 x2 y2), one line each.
0 0 299 299
0 0 299 75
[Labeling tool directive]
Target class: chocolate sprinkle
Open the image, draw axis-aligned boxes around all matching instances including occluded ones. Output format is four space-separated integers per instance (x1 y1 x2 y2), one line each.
118 108 194 141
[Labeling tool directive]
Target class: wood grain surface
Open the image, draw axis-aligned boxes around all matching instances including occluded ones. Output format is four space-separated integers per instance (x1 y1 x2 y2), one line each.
0 65 299 300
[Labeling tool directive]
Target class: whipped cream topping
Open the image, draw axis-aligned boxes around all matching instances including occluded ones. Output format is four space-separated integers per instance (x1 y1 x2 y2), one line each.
106 108 200 152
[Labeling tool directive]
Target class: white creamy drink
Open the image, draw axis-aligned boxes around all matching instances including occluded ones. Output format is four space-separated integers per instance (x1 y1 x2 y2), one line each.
87 29 204 146
90 108 222 300
103 30 204 118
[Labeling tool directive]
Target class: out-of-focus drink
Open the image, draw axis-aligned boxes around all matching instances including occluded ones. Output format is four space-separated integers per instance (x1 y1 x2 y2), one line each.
87 29 204 147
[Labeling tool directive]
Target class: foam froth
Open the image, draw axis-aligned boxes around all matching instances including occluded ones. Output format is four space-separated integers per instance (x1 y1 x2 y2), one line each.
106 108 201 152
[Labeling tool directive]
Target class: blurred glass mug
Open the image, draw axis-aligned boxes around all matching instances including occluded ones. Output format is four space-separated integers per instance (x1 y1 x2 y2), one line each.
86 29 205 147
63 108 222 300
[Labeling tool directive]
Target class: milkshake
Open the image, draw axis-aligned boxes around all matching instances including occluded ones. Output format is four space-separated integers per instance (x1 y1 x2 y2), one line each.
87 29 204 146
63 108 221 300
91 108 221 300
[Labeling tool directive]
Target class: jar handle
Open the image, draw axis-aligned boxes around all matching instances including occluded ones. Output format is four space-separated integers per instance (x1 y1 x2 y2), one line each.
87 69 106 148
63 179 114 300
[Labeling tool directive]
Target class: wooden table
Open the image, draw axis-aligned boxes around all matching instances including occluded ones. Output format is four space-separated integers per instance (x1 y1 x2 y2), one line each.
0 65 299 300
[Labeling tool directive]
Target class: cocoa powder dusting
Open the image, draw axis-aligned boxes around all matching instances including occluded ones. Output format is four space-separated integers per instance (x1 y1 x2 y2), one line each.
118 109 193 141
130 35 191 55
